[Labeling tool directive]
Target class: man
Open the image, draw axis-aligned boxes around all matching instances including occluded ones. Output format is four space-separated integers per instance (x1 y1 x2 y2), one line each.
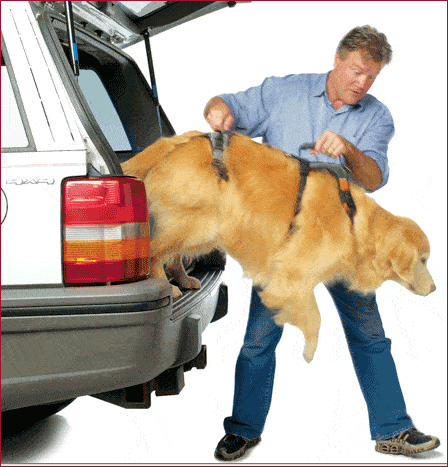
204 26 440 461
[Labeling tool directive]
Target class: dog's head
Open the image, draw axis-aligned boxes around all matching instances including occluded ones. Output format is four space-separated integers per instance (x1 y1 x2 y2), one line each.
374 217 436 296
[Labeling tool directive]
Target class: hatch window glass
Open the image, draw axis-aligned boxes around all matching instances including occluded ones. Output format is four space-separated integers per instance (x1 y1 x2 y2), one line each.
78 69 132 152
1 65 29 149
50 16 172 161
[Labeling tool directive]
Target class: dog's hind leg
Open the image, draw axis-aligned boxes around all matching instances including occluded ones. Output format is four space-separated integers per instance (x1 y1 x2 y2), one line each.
168 255 201 291
149 234 186 297
259 289 321 363
150 232 210 297
150 255 183 298
287 294 321 363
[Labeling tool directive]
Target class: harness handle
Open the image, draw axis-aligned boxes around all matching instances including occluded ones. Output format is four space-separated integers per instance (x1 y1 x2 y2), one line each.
294 142 356 221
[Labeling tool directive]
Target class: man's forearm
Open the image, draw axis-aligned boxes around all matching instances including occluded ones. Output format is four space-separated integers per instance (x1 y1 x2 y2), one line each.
311 131 384 191
343 142 382 191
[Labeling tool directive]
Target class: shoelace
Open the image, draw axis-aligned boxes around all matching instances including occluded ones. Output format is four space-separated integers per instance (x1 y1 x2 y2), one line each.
391 428 428 444
395 431 410 442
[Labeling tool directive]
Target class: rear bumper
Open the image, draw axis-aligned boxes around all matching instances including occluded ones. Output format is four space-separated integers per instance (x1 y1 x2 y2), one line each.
1 267 226 412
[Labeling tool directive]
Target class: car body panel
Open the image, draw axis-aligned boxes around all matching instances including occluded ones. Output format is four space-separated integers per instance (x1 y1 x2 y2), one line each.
1 151 85 285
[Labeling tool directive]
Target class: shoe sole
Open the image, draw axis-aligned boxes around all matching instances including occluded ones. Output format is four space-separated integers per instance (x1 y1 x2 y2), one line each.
215 437 261 461
375 437 440 456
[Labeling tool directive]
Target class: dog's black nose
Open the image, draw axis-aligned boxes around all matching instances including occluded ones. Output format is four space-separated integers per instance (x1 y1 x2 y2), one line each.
430 284 436 293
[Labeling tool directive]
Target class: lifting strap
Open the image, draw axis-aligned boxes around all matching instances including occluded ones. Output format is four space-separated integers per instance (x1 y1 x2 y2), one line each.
292 157 357 222
202 132 231 181
202 132 357 221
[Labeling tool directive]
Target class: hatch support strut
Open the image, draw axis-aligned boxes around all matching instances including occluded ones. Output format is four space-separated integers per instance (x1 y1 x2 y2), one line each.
64 1 79 76
142 30 163 138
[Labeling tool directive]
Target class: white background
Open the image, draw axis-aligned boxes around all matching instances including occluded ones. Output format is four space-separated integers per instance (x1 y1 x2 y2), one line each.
2 1 446 465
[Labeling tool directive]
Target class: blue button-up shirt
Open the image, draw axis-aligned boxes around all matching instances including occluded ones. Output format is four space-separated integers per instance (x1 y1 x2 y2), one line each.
220 72 394 189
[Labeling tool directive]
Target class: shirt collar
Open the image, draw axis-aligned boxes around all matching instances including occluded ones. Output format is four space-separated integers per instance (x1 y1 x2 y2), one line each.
311 72 330 97
312 71 365 110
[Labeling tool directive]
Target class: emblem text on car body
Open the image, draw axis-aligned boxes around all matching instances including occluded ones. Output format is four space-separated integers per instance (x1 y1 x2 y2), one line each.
6 177 56 185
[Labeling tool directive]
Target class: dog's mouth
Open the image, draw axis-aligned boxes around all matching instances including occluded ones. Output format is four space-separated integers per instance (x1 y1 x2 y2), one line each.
407 281 436 296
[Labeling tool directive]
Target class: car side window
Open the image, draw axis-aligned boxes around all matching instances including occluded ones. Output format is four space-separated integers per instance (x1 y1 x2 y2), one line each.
1 64 29 149
78 69 132 152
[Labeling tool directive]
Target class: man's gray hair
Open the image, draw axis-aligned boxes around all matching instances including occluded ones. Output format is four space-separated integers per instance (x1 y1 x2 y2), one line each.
337 25 392 65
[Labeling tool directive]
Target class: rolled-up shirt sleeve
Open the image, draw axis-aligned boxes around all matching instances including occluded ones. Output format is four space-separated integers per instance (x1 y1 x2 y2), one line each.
343 106 394 190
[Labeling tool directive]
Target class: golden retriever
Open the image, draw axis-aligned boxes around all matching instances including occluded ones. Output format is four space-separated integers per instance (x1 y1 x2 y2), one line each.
121 131 435 362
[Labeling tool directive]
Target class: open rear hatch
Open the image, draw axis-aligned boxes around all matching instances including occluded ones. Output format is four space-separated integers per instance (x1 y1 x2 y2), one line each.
36 1 246 49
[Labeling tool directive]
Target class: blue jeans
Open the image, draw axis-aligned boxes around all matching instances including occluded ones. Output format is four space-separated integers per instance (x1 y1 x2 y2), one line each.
224 283 414 440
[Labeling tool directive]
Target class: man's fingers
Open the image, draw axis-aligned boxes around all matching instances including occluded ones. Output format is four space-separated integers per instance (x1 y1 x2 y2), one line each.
311 137 325 155
223 115 235 131
204 97 234 132
309 131 344 158
206 110 234 132
206 116 222 131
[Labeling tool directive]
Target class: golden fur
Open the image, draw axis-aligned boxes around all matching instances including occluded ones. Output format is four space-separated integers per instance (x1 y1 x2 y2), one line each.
122 131 435 362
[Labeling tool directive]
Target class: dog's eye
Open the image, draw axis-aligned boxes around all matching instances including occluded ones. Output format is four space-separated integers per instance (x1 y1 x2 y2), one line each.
420 258 428 265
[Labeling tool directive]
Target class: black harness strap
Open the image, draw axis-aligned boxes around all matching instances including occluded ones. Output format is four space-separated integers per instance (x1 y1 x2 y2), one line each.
202 132 231 181
291 156 357 222
201 132 356 221
295 158 311 218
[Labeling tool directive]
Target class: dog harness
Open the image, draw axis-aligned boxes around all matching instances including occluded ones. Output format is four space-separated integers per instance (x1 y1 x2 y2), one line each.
288 148 357 222
202 132 230 181
202 132 356 222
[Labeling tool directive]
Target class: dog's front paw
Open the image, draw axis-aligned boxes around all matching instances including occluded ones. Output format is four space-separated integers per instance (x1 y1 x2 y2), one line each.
171 285 183 298
177 275 201 290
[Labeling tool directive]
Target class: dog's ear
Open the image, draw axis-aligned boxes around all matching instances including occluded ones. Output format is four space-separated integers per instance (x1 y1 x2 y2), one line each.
389 241 418 283
373 222 418 282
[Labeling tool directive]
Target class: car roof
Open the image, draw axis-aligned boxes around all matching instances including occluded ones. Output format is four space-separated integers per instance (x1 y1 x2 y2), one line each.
31 1 248 49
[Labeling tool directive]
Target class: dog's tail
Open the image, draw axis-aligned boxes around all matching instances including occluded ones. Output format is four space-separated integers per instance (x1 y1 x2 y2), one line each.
121 130 205 180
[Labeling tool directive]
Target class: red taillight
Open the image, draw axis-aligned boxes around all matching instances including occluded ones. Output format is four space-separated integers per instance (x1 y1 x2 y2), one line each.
62 177 150 284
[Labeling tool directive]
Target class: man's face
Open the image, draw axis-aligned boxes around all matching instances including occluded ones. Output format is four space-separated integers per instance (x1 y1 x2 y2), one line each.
331 50 382 106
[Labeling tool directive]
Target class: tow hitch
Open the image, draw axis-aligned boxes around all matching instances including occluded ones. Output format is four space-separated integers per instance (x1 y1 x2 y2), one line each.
92 345 208 409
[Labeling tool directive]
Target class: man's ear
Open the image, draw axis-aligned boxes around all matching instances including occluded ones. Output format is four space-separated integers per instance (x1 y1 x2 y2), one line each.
334 51 343 68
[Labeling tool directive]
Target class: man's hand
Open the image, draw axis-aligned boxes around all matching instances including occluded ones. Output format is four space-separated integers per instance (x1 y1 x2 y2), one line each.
310 130 349 159
204 97 235 131
311 130 382 191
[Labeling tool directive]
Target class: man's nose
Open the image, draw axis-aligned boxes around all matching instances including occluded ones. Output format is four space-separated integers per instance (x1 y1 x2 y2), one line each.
357 75 369 89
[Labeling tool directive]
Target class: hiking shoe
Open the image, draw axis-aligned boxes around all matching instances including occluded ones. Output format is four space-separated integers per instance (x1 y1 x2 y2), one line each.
375 428 440 456
214 434 261 461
